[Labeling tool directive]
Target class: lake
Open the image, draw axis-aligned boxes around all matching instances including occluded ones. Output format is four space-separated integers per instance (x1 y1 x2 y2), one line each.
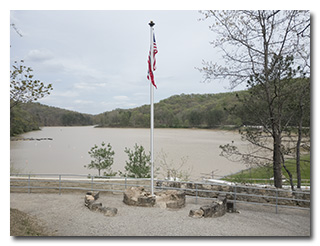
10 126 249 180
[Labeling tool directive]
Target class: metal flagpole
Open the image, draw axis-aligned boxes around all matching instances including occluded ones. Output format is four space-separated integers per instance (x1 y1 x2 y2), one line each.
149 21 155 196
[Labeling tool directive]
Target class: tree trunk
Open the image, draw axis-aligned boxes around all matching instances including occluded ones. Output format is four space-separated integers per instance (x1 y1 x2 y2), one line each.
281 153 295 190
296 91 304 188
273 133 283 188
296 126 302 189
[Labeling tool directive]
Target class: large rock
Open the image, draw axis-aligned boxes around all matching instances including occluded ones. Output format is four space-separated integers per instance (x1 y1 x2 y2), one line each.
189 196 227 218
90 202 103 211
155 190 186 209
123 187 156 207
84 191 117 217
123 187 186 208
189 209 204 218
84 191 100 208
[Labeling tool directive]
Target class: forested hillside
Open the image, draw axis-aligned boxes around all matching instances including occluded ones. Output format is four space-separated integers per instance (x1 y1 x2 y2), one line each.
10 102 94 136
11 78 310 136
95 78 310 129
95 91 245 129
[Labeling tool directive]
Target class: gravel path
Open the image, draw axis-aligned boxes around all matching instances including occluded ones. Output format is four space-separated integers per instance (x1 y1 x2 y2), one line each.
10 192 310 236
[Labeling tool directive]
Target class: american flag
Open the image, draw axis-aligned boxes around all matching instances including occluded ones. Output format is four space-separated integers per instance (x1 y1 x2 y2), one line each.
147 32 158 88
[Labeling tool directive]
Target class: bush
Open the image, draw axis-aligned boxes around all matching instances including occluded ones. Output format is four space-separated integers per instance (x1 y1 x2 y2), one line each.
120 144 151 178
85 142 115 176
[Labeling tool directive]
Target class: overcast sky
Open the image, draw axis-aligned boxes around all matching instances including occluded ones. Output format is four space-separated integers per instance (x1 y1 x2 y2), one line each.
10 10 246 115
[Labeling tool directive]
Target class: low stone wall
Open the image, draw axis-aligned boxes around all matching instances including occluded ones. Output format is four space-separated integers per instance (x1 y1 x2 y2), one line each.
156 181 310 208
123 187 186 209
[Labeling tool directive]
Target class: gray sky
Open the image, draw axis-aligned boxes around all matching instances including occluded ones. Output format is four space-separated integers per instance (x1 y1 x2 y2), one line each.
10 10 244 114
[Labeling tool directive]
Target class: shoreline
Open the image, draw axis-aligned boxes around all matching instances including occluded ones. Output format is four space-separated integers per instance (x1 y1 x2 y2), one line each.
11 124 241 138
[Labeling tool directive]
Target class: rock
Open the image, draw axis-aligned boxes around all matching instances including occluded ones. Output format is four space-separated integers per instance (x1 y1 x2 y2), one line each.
89 202 102 211
84 191 118 217
100 207 118 217
211 202 226 218
156 201 167 209
189 209 204 218
137 196 156 207
123 188 185 208
123 187 155 207
227 201 235 212
85 191 100 208
190 196 227 218
93 191 100 200
209 196 227 217
84 195 95 207
155 190 186 209
200 205 214 218
166 200 184 209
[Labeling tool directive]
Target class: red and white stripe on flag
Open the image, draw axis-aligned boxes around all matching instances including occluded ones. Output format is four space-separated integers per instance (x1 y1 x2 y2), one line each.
147 33 158 88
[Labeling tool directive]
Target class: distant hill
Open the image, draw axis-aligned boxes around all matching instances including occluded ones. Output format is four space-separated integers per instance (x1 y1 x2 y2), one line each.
11 78 310 136
10 102 94 136
94 91 246 129
10 77 310 136
10 90 246 136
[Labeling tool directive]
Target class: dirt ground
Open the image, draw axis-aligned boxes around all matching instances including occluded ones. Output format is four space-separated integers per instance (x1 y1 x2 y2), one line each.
10 192 310 237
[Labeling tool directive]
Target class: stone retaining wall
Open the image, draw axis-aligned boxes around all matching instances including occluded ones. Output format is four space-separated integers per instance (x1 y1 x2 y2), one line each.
156 181 310 208
10 177 310 208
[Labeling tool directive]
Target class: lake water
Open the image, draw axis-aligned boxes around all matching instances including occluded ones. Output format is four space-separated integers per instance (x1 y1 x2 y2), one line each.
10 126 248 180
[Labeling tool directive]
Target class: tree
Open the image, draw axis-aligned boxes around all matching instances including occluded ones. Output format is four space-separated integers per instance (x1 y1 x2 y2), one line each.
188 110 203 127
10 60 54 135
10 60 53 109
206 109 224 127
85 142 115 176
281 78 310 188
156 149 192 181
233 56 307 189
295 82 310 188
199 10 310 188
121 144 151 178
10 105 39 136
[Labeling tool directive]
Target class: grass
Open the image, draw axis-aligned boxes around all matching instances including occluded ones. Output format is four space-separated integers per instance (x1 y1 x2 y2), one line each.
10 208 52 236
223 154 310 186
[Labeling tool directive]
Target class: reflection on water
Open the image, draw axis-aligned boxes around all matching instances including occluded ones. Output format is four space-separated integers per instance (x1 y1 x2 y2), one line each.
10 126 248 180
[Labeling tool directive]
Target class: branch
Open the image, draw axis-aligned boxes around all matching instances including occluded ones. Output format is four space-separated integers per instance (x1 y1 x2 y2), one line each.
220 143 273 166
297 23 310 37
10 23 23 37
267 10 280 20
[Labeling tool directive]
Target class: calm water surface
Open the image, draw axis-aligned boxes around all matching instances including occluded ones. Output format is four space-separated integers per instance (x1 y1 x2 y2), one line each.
10 126 248 180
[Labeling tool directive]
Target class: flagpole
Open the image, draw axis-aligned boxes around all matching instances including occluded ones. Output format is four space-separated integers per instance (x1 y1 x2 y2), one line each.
149 20 155 196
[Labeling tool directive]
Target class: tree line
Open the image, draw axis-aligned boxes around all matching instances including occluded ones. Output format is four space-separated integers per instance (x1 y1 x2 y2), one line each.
11 81 310 137
95 92 244 129
10 102 93 136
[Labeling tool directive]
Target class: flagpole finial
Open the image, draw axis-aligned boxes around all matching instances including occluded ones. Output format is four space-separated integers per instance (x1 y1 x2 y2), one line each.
149 21 155 27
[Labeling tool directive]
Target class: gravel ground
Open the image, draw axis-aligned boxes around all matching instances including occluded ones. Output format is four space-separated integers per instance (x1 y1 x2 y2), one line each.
10 192 310 237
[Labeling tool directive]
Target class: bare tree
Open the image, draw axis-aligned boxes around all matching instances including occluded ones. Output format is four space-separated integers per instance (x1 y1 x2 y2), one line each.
198 10 310 188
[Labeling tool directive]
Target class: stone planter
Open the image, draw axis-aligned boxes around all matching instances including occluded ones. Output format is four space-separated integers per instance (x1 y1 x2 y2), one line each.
155 190 186 209
123 187 156 207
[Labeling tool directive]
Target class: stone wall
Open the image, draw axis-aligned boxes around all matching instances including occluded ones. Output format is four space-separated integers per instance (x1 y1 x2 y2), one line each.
156 181 310 208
